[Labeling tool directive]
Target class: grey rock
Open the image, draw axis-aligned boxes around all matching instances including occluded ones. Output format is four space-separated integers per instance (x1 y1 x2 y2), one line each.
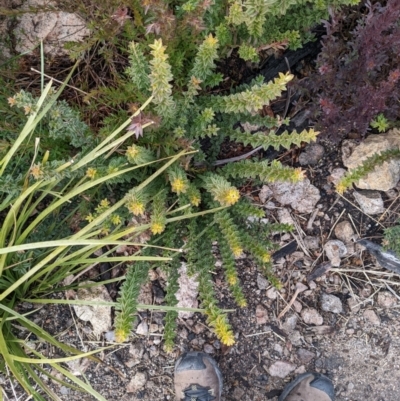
270 179 321 214
299 143 325 166
342 131 400 191
353 191 385 215
328 168 347 186
334 221 355 243
321 293 343 314
232 387 245 400
301 308 323 326
255 304 268 325
136 321 148 336
277 208 295 225
363 309 380 325
324 240 347 267
203 344 215 354
257 274 268 290
126 372 147 393
128 343 144 366
304 236 320 250
14 0 90 55
283 314 298 332
268 361 296 378
296 348 316 364
377 291 397 308
259 185 273 204
266 287 278 300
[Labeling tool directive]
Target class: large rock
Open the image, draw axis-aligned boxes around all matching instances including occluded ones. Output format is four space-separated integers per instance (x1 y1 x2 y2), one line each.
342 131 400 191
72 281 112 337
13 0 90 55
353 191 384 215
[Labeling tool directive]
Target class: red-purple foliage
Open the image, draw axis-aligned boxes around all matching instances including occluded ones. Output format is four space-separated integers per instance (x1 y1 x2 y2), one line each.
301 0 400 143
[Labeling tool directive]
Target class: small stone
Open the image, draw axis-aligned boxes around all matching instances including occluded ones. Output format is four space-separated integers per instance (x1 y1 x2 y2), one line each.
268 361 296 378
301 308 323 326
179 328 188 339
347 297 360 313
296 282 308 293
266 287 278 300
136 321 148 336
203 344 215 354
283 314 298 332
328 168 347 186
256 304 268 325
334 221 355 243
299 143 325 166
293 300 302 313
232 387 245 400
353 191 385 215
192 323 205 334
126 372 147 393
321 293 343 314
289 330 302 346
257 274 268 290
296 348 316 364
149 324 159 333
347 382 355 391
295 365 307 374
128 343 144 366
377 291 397 308
259 185 273 204
363 309 380 325
273 343 283 354
324 240 347 267
60 386 69 395
304 236 320 250
278 208 295 225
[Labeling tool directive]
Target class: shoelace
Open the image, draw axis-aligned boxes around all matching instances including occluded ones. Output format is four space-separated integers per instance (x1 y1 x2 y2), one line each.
182 384 216 401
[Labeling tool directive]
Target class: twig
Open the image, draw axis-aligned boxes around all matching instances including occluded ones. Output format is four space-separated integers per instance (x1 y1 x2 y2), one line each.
31 68 88 96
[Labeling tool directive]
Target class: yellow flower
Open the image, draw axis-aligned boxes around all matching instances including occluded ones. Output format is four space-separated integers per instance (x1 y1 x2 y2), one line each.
204 34 218 47
86 168 97 179
219 187 240 206
212 315 235 346
189 194 201 207
101 226 110 236
23 104 33 115
227 273 238 286
171 178 187 194
336 182 346 195
151 221 165 235
293 168 305 182
231 246 243 258
126 145 140 159
114 328 128 343
30 164 43 179
7 97 16 107
99 199 110 208
261 252 271 263
110 214 121 225
85 213 94 223
237 298 247 308
127 200 145 216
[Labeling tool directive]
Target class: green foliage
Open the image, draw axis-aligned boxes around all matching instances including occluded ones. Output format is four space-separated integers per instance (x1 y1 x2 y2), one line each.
114 262 150 342
370 113 391 133
384 224 400 257
0 78 220 400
